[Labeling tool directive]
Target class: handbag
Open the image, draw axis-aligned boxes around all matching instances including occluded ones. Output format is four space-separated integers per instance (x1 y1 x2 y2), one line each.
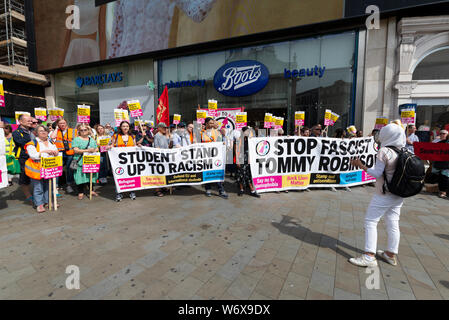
69 138 91 170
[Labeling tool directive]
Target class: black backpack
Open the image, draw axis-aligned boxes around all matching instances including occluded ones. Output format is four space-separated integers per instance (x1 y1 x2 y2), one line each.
383 146 425 198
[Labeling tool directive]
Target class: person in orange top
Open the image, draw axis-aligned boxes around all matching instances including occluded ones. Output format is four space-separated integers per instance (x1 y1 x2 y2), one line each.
107 121 140 201
25 125 59 213
50 118 77 193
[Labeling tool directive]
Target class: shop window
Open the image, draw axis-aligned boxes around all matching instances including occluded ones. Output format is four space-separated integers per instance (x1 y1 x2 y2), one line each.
413 48 449 80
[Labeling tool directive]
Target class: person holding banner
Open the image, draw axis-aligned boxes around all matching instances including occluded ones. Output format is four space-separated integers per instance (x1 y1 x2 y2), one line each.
24 125 59 213
51 118 77 194
72 124 99 200
349 123 406 267
4 124 20 186
236 127 260 198
430 131 449 198
94 124 110 184
172 123 191 148
405 124 419 153
109 121 137 201
136 124 154 147
300 127 310 137
201 118 228 199
12 114 34 202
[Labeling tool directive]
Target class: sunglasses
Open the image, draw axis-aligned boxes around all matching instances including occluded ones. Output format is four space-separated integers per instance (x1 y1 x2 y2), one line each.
32 122 38 124
79 129 88 132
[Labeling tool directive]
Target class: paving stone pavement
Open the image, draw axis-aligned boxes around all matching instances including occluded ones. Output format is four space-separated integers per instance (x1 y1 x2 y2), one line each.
1 181 449 300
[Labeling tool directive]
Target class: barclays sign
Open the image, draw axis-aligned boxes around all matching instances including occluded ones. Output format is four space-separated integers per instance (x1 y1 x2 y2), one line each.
76 72 123 88
213 60 269 97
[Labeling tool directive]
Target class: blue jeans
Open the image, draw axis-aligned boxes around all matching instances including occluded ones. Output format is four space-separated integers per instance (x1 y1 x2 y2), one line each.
57 153 74 187
31 178 49 207
99 153 108 179
205 182 225 193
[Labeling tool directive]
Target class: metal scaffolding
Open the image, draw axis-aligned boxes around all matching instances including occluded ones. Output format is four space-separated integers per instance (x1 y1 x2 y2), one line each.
0 0 27 66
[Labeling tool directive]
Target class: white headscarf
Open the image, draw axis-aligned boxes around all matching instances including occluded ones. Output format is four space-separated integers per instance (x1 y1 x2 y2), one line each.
378 123 406 148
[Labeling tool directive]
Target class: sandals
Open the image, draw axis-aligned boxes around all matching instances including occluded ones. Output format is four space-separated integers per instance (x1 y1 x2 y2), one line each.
155 191 164 197
438 193 447 199
78 194 84 200
36 205 46 213
91 191 99 197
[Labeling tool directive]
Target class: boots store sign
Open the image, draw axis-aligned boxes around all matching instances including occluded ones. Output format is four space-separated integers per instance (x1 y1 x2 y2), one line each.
214 60 269 97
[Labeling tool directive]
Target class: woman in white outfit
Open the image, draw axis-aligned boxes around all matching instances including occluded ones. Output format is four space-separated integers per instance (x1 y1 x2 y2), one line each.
349 123 406 267
109 0 217 58
61 0 106 67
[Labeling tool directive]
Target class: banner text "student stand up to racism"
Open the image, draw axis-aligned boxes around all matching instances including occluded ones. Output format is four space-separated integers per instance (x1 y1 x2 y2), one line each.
108 143 226 192
249 136 378 192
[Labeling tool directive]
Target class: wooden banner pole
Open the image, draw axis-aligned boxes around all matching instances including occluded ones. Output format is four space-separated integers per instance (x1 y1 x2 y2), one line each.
53 178 57 211
90 173 93 200
48 179 52 211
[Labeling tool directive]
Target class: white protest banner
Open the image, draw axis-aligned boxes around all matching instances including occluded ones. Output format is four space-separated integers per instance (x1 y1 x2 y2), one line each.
249 136 378 193
108 142 226 192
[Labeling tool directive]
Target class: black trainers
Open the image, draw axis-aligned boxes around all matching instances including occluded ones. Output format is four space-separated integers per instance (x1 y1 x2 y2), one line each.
205 190 212 197
251 191 261 198
130 192 136 200
115 193 123 202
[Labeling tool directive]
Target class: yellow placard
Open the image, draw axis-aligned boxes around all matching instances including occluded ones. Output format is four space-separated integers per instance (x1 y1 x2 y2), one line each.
35 108 47 117
324 110 332 120
0 80 4 96
275 117 284 126
83 155 100 165
41 155 63 169
99 137 110 146
141 175 167 187
114 109 124 120
208 100 217 110
264 113 272 122
173 114 181 121
15 111 31 123
295 112 305 120
282 174 310 187
401 110 415 118
236 113 247 123
331 112 339 123
128 101 141 111
375 117 388 125
78 106 90 116
196 110 207 119
347 125 357 134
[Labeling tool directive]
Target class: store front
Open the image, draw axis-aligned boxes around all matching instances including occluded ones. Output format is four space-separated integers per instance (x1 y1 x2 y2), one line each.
158 30 358 135
52 58 154 126
395 16 449 135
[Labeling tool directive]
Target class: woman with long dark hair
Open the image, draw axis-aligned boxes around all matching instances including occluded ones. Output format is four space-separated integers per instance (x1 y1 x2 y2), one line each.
108 121 138 201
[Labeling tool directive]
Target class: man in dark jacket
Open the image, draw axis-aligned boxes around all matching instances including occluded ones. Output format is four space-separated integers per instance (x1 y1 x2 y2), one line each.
12 114 33 201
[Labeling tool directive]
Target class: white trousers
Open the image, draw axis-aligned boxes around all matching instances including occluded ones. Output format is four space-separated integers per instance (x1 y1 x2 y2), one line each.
364 193 403 254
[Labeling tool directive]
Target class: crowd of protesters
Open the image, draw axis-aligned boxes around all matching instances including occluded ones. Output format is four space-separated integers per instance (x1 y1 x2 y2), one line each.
1 115 448 214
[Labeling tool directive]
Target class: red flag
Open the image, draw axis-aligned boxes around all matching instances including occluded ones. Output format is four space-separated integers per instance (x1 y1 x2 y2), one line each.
157 85 169 125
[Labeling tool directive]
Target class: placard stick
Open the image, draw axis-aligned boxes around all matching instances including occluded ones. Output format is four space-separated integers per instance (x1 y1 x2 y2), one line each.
48 179 52 211
89 173 93 200
323 125 329 137
53 178 58 211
